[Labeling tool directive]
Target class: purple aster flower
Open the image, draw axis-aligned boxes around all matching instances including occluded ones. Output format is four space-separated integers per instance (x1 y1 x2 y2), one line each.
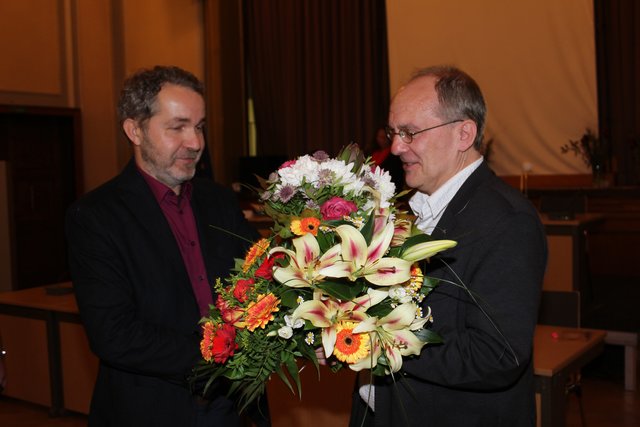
312 150 330 161
277 185 296 202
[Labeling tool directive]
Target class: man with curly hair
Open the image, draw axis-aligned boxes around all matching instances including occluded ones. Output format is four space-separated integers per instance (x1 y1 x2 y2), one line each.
66 66 267 426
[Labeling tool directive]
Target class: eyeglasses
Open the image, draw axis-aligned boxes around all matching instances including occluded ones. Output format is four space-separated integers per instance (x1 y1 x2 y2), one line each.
385 119 463 144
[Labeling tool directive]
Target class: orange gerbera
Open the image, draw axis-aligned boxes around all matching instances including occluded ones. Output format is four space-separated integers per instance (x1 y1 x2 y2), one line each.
408 264 424 292
245 293 280 331
200 321 217 362
333 321 370 364
242 238 270 272
290 217 321 236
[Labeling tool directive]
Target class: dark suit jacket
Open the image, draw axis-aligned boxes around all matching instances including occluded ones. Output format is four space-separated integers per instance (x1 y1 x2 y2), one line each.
351 161 547 427
66 161 263 427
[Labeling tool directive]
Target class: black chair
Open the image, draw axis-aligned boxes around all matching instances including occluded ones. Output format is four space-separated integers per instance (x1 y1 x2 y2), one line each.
538 290 581 327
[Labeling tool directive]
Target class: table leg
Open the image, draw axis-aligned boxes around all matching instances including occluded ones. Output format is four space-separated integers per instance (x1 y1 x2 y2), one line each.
46 311 64 416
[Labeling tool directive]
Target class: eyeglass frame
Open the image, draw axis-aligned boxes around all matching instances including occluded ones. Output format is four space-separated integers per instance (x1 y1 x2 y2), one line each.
385 119 464 144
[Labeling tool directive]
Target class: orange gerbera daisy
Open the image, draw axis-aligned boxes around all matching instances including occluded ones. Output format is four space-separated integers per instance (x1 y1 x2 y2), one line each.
290 217 321 236
242 238 270 272
408 264 424 292
333 321 370 364
200 321 218 362
245 293 280 331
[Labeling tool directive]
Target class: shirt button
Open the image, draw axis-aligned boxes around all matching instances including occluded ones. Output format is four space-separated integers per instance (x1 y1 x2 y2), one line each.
198 275 204 281
190 241 196 246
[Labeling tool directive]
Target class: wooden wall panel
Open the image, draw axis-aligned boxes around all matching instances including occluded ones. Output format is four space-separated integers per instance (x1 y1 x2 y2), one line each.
0 314 50 406
0 0 75 107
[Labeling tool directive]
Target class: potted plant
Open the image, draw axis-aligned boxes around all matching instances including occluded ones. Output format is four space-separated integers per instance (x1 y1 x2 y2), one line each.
561 129 611 187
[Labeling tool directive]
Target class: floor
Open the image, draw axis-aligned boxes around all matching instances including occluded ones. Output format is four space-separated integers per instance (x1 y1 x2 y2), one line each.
0 354 638 427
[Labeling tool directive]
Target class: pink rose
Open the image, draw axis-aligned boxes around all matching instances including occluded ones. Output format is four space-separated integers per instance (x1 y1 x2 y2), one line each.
279 159 296 169
320 196 358 220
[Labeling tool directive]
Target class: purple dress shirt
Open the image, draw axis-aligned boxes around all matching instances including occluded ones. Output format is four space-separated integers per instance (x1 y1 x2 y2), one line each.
139 168 213 316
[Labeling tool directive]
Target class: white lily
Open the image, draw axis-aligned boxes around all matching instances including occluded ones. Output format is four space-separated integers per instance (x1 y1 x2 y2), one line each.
292 289 388 358
269 233 342 288
321 222 412 286
400 239 457 263
351 302 429 373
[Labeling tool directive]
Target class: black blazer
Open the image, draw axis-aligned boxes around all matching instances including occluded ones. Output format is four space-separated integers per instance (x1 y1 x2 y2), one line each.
351 161 547 427
66 161 261 427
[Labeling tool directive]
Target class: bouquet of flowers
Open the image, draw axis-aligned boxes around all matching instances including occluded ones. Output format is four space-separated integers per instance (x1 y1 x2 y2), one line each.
192 144 457 411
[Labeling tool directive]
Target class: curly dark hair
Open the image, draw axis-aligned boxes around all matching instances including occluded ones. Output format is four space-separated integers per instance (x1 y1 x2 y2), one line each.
411 66 486 150
117 65 204 126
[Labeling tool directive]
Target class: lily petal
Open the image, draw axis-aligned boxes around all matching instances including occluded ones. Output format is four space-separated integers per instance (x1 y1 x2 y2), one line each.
293 233 321 267
393 329 427 357
366 222 395 264
364 257 412 286
322 326 337 358
273 266 313 288
380 303 417 330
348 338 381 371
401 240 457 262
334 224 368 267
352 316 377 334
383 345 404 373
292 300 332 327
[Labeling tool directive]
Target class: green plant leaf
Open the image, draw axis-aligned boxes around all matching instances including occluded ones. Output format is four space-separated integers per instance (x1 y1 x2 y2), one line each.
316 279 366 300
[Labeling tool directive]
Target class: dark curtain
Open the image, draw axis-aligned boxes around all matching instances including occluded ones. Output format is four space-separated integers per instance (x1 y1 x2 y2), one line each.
594 0 640 185
244 0 389 158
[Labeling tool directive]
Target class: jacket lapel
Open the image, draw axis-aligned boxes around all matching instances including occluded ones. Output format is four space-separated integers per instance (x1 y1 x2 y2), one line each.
115 161 188 279
431 161 491 240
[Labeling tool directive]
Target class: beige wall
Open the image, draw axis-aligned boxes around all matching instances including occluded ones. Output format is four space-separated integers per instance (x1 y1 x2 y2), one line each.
386 0 598 177
0 0 205 192
2 1 599 185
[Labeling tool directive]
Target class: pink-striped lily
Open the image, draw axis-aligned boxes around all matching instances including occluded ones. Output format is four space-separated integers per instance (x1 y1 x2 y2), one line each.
321 222 412 286
292 289 388 358
350 302 430 373
269 233 342 288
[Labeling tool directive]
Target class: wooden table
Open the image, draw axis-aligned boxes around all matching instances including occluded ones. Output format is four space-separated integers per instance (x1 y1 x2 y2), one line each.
0 283 96 415
534 324 606 427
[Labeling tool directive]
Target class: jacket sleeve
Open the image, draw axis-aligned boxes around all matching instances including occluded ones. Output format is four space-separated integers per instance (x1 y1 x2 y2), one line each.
402 210 547 390
65 201 202 382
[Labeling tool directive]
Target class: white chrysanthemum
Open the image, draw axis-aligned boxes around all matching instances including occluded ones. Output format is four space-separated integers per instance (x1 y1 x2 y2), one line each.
320 159 357 186
278 155 320 187
388 285 412 304
366 166 396 208
343 177 367 196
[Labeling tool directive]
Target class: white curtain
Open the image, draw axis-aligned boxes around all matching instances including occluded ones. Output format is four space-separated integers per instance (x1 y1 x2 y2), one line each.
386 0 597 176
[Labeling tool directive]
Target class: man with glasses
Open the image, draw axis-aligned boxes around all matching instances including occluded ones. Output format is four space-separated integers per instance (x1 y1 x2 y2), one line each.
350 66 547 426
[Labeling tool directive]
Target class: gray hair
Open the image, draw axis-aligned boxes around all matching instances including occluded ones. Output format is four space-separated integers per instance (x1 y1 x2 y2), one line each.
410 66 486 150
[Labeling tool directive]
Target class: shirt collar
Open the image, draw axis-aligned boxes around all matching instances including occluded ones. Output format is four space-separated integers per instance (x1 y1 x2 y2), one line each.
409 157 483 222
137 166 193 204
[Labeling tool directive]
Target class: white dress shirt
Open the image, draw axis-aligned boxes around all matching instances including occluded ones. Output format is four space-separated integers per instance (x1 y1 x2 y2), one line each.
409 157 483 234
